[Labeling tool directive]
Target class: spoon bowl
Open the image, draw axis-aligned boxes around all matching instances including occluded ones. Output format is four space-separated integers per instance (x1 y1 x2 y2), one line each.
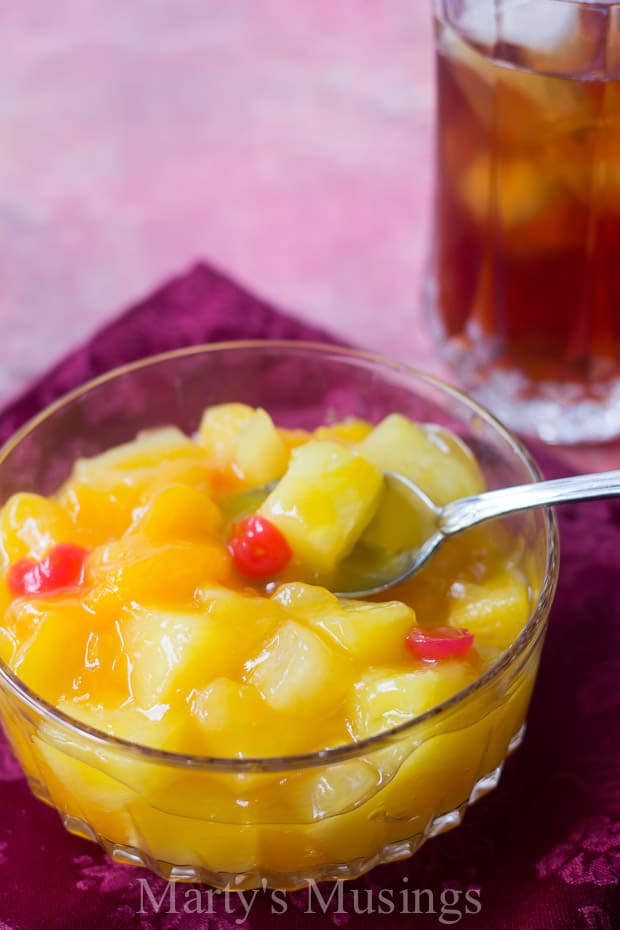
230 468 620 598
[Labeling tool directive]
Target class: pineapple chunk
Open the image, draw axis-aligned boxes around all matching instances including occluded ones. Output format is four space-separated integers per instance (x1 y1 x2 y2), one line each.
448 570 530 652
35 699 191 813
234 408 289 486
282 759 382 822
191 678 302 757
192 677 249 732
259 440 383 573
358 414 484 507
273 582 415 664
351 663 475 739
131 484 222 542
73 427 198 477
196 403 255 465
1 492 80 561
10 601 93 702
308 599 416 665
128 796 260 873
198 583 284 625
271 580 336 614
54 699 190 752
122 596 278 709
124 607 233 708
247 620 343 715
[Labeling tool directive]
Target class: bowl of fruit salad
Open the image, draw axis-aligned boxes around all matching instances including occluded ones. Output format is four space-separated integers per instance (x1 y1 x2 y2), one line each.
0 342 558 889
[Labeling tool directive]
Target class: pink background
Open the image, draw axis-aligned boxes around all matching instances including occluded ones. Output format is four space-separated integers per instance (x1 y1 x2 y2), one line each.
0 1 434 401
1 1 617 470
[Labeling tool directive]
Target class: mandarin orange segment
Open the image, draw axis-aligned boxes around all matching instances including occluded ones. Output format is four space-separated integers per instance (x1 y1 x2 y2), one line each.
132 484 222 543
85 539 235 612
1 492 81 561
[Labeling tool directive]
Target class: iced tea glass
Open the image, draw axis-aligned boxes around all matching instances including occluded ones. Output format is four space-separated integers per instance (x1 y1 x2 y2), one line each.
427 0 620 442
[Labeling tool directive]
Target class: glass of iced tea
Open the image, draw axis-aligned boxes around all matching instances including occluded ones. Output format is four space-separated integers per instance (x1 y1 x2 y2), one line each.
427 0 620 443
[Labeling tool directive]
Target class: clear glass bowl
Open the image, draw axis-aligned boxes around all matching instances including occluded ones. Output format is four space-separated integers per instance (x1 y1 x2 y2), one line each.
0 342 559 889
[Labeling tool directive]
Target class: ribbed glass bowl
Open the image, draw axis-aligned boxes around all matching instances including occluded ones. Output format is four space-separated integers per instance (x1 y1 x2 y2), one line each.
0 342 559 889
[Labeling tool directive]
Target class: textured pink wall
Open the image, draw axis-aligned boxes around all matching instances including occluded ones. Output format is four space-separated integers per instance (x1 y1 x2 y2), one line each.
4 2 615 470
0 1 435 400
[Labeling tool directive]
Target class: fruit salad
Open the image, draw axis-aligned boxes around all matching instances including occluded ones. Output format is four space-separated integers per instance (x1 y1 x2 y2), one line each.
0 405 540 887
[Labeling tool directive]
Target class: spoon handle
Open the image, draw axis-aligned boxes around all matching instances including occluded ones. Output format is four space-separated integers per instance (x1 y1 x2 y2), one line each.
439 469 620 537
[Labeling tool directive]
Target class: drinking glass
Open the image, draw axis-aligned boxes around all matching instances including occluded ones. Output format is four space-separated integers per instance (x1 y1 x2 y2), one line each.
427 0 620 443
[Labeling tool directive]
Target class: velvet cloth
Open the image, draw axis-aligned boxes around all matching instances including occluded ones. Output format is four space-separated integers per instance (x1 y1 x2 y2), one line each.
0 264 618 930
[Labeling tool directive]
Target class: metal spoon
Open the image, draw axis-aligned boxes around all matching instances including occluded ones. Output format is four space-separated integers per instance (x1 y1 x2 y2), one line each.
230 469 620 598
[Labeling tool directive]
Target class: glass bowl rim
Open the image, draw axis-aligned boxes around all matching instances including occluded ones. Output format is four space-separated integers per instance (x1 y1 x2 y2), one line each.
0 340 560 773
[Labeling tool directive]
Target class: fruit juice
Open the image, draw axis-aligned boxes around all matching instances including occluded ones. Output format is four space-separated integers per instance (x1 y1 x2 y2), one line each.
430 3 620 438
0 405 540 887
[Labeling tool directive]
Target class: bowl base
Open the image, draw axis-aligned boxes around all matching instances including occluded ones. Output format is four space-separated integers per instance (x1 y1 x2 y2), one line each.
33 725 526 891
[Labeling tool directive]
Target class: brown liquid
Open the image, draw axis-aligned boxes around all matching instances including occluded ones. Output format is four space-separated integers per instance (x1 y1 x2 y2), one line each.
433 21 620 385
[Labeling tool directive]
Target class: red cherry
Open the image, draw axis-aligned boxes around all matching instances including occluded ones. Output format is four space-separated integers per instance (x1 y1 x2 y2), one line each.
38 544 88 591
229 515 292 579
7 558 43 596
405 626 474 661
7 544 88 596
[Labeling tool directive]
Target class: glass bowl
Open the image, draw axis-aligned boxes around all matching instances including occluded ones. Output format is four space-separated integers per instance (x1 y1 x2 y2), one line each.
0 342 559 890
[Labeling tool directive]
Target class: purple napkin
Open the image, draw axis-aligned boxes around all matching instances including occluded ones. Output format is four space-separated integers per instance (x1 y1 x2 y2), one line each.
0 263 619 930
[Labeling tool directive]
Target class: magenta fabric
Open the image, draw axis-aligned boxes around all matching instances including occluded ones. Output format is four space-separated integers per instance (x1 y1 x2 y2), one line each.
0 264 619 930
